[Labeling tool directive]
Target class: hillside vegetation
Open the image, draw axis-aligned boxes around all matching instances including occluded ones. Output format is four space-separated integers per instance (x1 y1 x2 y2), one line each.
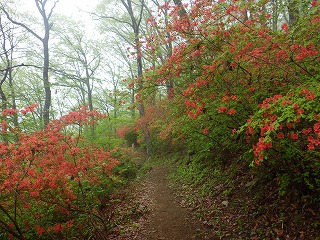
0 0 319 239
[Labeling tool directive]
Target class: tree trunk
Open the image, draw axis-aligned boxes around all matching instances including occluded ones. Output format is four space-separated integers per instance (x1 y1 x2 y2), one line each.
0 86 7 113
287 0 299 26
42 38 51 128
131 87 135 118
165 1 174 97
272 0 279 30
122 0 152 154
85 65 94 136
0 85 8 143
113 84 117 118
173 0 189 20
7 63 19 128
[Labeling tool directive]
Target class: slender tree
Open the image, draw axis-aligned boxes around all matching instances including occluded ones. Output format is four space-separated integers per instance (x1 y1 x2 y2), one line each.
1 0 59 128
51 20 102 135
112 37 137 118
96 0 153 154
142 0 175 96
0 16 10 112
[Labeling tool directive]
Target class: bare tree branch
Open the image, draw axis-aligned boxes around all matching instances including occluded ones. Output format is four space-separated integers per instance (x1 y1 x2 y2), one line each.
0 6 42 42
91 12 132 26
0 63 43 73
47 0 59 19
137 0 145 29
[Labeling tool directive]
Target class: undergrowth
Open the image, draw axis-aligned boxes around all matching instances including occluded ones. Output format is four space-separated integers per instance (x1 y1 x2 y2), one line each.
164 152 320 239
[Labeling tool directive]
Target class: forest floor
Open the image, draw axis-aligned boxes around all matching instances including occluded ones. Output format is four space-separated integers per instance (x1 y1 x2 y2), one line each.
106 153 320 240
108 164 214 239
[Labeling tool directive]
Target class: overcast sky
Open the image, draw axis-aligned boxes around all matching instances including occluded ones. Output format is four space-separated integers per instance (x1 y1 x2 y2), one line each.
20 0 101 25
54 0 100 19
20 0 102 36
21 0 101 16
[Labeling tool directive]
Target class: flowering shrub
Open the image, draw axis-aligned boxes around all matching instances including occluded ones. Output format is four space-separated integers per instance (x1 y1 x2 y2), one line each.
117 125 138 147
0 106 119 239
239 81 320 194
136 0 320 197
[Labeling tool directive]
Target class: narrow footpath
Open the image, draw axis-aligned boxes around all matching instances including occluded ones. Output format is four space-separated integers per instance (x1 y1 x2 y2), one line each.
138 165 213 240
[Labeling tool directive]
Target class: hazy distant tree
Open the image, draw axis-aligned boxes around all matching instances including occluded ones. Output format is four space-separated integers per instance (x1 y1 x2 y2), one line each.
1 0 59 128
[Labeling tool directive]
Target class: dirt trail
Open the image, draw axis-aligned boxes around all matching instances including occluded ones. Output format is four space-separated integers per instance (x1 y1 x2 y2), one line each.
140 165 212 240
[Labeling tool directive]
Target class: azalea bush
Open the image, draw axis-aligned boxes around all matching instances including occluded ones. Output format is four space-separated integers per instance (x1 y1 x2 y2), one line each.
240 81 320 195
135 0 320 197
0 105 119 239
